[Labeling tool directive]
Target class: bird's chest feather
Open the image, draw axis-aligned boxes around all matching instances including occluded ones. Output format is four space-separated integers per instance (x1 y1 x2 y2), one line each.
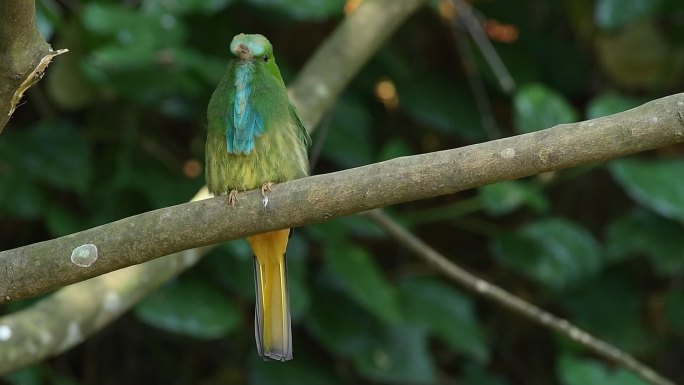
205 65 307 194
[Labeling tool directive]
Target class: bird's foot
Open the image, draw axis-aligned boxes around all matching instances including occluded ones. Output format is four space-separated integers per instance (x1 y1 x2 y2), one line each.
261 182 275 207
228 190 239 207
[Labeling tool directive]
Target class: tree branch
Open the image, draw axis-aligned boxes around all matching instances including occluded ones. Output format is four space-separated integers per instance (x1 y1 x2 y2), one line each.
0 0 427 373
365 210 675 385
0 0 67 133
1 92 683 304
289 1 426 128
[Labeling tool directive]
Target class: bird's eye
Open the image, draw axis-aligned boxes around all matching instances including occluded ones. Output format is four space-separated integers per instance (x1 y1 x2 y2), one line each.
262 55 269 62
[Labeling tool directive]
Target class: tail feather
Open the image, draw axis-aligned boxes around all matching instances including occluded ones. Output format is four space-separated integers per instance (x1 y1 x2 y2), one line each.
247 229 292 361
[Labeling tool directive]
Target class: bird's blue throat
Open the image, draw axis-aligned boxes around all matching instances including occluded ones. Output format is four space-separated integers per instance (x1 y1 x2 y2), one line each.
226 61 264 154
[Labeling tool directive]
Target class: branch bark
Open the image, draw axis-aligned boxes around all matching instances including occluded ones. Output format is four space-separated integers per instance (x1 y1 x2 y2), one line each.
0 0 67 133
2 92 683 304
0 0 427 373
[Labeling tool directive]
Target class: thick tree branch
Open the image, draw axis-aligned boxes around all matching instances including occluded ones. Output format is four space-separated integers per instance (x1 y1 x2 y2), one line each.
1 92 683 305
0 0 67 133
366 210 675 385
0 0 427 372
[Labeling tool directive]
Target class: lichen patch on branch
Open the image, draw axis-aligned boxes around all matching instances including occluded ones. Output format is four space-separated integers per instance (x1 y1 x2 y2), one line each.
70 244 98 267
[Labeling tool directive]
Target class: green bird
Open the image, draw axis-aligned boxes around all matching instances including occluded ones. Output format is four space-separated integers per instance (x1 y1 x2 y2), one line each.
205 33 310 361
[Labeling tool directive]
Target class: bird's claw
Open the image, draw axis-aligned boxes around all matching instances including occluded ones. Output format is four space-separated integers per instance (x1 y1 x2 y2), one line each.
228 190 238 207
261 182 274 207
261 182 274 197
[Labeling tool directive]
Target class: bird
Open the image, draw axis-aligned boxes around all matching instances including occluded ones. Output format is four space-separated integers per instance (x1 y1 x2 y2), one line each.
205 33 310 361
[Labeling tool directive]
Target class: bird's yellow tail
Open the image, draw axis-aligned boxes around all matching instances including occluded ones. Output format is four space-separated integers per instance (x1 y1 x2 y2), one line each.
247 229 292 361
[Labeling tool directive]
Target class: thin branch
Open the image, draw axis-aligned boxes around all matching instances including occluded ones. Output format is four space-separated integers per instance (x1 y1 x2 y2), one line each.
365 210 675 385
0 0 67 133
0 0 428 373
451 0 514 94
1 92 683 305
289 0 426 129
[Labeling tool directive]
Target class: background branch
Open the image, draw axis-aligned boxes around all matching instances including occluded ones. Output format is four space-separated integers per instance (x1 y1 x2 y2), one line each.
366 209 674 385
0 0 66 133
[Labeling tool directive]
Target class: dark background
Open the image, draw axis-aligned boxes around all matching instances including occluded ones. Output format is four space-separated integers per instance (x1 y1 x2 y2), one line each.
1 0 684 384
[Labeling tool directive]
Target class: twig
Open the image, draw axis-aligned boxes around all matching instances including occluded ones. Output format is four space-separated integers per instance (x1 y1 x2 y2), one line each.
451 0 515 94
365 209 675 385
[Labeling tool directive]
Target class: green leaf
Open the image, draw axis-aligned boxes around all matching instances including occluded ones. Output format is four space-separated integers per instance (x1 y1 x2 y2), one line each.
322 97 374 168
479 180 549 216
243 0 344 20
135 278 240 339
3 365 44 385
610 158 684 222
248 347 342 385
326 245 402 323
585 92 642 119
594 0 663 30
83 3 185 47
305 287 382 357
353 325 436 384
378 137 412 162
0 121 91 194
461 363 510 385
398 74 482 140
143 0 236 14
492 218 602 290
665 288 684 336
204 241 255 299
606 209 684 276
513 84 578 133
45 204 85 237
558 355 648 385
0 177 45 219
561 272 652 353
398 277 488 363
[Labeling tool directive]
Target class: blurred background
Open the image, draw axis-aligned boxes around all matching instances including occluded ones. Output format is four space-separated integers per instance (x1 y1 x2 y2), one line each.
2 0 684 384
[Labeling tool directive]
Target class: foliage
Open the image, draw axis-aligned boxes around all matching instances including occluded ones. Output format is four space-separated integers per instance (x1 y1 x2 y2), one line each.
2 0 684 384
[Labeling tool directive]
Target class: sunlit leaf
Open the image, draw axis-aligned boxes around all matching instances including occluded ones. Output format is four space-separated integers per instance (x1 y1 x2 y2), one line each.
492 218 602 289
398 277 488 363
135 278 241 339
513 84 578 133
610 158 684 222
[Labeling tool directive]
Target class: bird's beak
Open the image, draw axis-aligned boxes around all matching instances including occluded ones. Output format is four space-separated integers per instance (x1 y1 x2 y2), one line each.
236 44 253 61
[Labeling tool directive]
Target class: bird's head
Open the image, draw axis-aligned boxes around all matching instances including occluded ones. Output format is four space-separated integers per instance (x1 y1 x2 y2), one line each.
230 33 274 64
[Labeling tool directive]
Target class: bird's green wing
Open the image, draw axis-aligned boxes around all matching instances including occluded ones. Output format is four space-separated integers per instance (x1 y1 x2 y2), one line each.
289 102 311 147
